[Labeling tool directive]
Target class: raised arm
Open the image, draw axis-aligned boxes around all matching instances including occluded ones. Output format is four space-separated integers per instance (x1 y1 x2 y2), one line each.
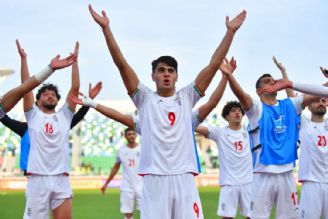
194 126 210 138
221 60 253 110
100 161 121 194
16 40 35 111
71 82 103 128
194 10 246 95
70 94 134 129
2 50 77 113
197 57 236 121
67 42 80 112
89 5 138 95
273 56 296 97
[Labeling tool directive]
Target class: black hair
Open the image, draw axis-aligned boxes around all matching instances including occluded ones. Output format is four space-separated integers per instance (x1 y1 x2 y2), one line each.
151 56 178 74
124 128 135 135
255 73 273 89
36 83 61 101
221 101 245 121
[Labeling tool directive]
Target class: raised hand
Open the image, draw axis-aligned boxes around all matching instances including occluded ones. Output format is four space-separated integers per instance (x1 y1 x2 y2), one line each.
259 78 292 94
16 39 27 58
69 94 84 105
219 57 237 76
50 54 76 70
226 10 247 33
89 81 103 99
100 184 107 194
73 41 79 57
273 56 286 72
89 4 109 28
320 66 328 78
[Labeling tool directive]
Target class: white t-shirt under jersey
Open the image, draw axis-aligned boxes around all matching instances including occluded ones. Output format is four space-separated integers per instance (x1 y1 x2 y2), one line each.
25 103 73 175
299 115 328 182
131 82 202 175
117 144 142 192
207 125 253 186
246 96 303 173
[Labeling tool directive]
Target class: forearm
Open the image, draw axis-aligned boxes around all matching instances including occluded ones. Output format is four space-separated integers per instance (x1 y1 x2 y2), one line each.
96 104 134 128
104 164 119 185
102 26 138 94
71 106 89 128
67 62 80 111
20 57 34 110
228 75 252 110
0 115 28 137
292 82 328 97
195 30 235 93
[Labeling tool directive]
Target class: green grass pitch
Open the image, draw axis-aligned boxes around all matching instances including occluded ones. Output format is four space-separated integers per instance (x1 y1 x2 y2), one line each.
0 186 301 218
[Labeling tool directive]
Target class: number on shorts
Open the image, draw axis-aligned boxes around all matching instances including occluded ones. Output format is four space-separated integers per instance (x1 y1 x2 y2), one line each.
193 202 199 218
291 192 298 206
168 112 176 126
45 122 54 134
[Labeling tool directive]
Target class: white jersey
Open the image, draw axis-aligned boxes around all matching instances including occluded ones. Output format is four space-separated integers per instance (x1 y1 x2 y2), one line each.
117 144 142 192
25 103 73 175
207 125 253 186
131 82 202 175
246 96 303 173
298 115 328 182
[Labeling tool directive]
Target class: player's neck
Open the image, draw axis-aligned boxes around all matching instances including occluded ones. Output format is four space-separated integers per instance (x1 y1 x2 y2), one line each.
311 114 324 123
40 106 56 114
228 122 242 130
127 142 138 148
156 88 175 97
261 95 277 105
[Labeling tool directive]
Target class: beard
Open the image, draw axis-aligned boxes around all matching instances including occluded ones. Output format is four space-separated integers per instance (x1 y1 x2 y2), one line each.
312 107 327 116
42 103 56 110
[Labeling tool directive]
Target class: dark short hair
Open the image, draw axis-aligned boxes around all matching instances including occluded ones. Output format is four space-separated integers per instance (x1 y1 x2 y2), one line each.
255 73 273 89
221 101 245 121
124 128 135 135
151 56 178 74
36 83 61 101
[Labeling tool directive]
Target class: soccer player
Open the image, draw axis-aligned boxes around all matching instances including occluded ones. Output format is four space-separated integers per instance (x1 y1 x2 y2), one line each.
0 40 102 175
101 128 142 219
0 40 76 120
194 58 252 219
23 42 80 219
89 5 246 219
221 60 319 218
298 98 328 219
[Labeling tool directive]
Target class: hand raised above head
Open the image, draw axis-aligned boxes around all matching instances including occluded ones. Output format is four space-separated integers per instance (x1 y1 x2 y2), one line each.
89 4 110 28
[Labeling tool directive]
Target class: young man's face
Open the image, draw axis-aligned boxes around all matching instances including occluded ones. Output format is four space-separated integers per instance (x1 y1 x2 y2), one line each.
39 89 58 110
257 76 277 97
152 62 178 94
309 98 327 116
125 130 137 144
226 107 243 124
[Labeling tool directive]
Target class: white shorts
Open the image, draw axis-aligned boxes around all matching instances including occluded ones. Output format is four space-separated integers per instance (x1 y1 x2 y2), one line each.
141 173 203 219
120 190 141 213
0 100 6 119
299 181 328 219
250 171 298 219
23 175 72 219
217 182 252 217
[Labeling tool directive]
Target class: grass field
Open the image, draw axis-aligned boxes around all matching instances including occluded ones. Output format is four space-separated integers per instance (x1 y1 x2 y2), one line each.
0 186 301 218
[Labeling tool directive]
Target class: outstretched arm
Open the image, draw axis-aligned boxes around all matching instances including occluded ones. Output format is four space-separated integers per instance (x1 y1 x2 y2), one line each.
0 115 28 137
89 5 138 95
2 49 77 113
16 40 34 111
100 162 120 194
194 10 246 95
71 82 103 128
273 56 296 97
67 42 80 112
70 94 134 129
197 57 236 121
194 126 210 138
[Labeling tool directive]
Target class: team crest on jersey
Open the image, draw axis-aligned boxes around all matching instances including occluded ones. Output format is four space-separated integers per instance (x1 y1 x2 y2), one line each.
274 115 286 133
